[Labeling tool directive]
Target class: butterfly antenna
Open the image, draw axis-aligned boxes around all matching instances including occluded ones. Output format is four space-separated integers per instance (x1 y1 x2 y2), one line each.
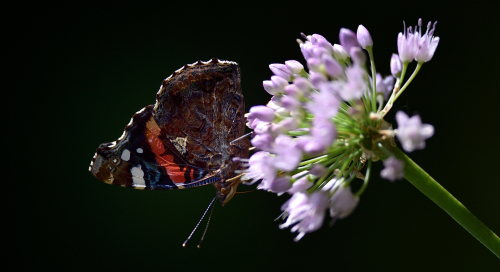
197 199 216 248
182 196 217 247
230 132 252 145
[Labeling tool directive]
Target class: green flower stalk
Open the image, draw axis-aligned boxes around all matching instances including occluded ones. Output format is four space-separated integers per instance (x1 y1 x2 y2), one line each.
235 18 500 257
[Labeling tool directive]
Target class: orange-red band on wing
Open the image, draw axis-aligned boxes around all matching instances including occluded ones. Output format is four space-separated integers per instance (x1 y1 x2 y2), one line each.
145 117 188 185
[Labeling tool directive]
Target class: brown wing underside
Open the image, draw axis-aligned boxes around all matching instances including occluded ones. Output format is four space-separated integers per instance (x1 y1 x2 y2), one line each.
153 59 249 178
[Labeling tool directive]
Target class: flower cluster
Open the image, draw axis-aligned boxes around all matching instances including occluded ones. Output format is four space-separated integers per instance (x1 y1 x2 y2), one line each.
239 18 438 241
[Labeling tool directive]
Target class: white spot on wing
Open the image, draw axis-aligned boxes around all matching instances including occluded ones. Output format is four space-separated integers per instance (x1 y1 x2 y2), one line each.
175 137 187 150
137 148 143 153
131 165 146 188
121 149 131 161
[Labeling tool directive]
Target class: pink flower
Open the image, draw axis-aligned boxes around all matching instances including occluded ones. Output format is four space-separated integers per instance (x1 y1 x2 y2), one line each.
259 175 292 193
381 156 404 182
415 19 439 63
397 24 417 63
287 175 313 194
242 151 277 184
375 73 395 101
280 191 329 241
329 185 359 219
396 111 434 152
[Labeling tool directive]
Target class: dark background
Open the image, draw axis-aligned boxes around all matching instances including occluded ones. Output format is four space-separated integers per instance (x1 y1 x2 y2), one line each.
3 1 499 271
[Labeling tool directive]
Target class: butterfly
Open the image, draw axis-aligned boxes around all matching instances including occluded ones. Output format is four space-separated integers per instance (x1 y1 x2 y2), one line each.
89 59 250 206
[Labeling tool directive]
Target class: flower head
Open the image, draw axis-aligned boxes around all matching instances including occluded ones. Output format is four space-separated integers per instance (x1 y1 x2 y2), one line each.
239 18 439 241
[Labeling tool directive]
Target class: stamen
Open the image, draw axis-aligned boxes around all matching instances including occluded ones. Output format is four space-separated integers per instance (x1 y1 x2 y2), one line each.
294 232 306 242
274 211 287 221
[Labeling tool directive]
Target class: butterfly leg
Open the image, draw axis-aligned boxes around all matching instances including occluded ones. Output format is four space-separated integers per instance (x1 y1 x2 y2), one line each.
217 173 245 206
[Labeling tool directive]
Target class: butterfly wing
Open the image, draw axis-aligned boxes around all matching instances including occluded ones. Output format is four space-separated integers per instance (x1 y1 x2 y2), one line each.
153 59 249 179
89 59 249 191
89 105 220 190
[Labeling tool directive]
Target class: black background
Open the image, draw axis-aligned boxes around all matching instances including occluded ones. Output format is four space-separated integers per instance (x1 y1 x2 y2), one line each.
3 1 500 271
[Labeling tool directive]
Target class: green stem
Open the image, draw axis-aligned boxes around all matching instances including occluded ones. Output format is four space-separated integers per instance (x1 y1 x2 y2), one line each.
355 160 371 197
395 62 423 100
367 47 377 112
393 147 500 258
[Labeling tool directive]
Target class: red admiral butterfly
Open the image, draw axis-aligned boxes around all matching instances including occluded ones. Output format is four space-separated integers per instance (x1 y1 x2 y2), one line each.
89 59 250 206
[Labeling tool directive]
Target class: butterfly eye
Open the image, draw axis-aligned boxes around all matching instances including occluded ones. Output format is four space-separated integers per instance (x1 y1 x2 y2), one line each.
108 165 116 172
111 156 121 166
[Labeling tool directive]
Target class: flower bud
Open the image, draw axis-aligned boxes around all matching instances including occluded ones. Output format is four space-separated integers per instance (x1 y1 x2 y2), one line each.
271 76 289 93
285 60 304 74
339 28 360 55
270 64 292 81
356 25 373 49
249 106 275 122
310 164 327 177
309 71 327 87
306 57 321 72
322 54 343 78
333 44 349 62
390 54 402 77
281 95 300 111
269 176 292 193
284 84 302 98
293 77 313 93
350 47 366 65
263 80 278 95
